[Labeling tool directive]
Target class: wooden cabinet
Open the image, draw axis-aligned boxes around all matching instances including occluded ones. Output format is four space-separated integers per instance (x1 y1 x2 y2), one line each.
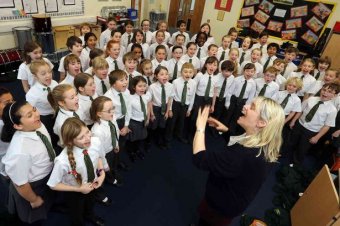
322 32 340 68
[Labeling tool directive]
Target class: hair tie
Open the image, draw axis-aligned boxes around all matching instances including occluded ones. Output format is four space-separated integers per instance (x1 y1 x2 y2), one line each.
8 102 16 124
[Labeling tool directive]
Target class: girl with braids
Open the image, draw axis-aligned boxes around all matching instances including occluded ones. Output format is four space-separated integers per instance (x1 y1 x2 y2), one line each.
1 100 55 225
47 117 105 226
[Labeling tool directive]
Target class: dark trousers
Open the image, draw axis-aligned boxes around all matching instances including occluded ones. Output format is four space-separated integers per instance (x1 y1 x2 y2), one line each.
116 117 129 164
190 95 212 139
168 101 189 140
288 122 317 164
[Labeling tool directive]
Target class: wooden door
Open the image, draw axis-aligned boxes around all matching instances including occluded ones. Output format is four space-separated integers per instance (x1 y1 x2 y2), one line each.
168 0 206 34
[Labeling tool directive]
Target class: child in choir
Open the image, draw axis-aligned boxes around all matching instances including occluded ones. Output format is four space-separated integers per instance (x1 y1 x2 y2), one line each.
18 41 54 93
127 76 152 160
149 30 170 59
26 60 59 147
168 34 187 60
180 42 200 73
306 68 338 99
238 36 252 65
48 84 84 149
131 43 144 64
288 83 338 164
194 32 208 59
127 30 150 59
191 23 216 48
225 63 257 137
288 58 316 99
214 60 235 122
109 29 126 57
138 59 154 86
255 66 279 99
168 46 183 82
105 40 124 73
60 54 81 86
121 20 135 48
123 52 142 90
217 35 231 62
47 118 105 226
282 46 299 78
148 66 174 149
151 45 169 73
104 69 131 170
92 56 110 96
79 22 91 45
313 56 332 80
2 101 56 225
90 96 122 187
140 19 153 45
272 58 287 90
81 32 98 70
221 47 240 75
252 31 269 55
169 20 190 46
74 73 98 127
58 36 85 82
168 63 196 143
200 44 218 69
84 48 105 74
99 17 117 48
260 42 279 72
228 27 239 48
240 48 263 78
151 21 171 44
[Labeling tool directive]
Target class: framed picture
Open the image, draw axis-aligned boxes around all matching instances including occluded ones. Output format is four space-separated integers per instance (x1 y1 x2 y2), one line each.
290 5 308 18
311 3 331 20
237 18 250 28
281 30 296 40
306 16 324 33
0 0 15 8
22 0 38 14
45 0 58 13
214 0 233 12
258 0 274 14
273 0 294 6
285 18 302 29
251 20 266 34
301 30 319 45
267 20 283 32
63 0 75 5
241 6 255 17
245 0 260 6
254 10 270 24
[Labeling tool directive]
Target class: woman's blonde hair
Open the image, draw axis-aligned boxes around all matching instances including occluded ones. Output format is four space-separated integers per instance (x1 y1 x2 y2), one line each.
47 84 74 113
239 97 285 162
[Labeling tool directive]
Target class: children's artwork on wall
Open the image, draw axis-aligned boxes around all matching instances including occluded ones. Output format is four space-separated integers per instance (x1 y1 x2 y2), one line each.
267 20 283 32
282 30 296 40
290 5 308 18
245 0 259 6
251 20 266 33
311 3 331 20
254 10 269 24
273 0 294 6
285 18 301 29
258 0 274 14
306 16 324 33
237 18 250 28
273 8 286 17
301 30 319 45
241 6 255 17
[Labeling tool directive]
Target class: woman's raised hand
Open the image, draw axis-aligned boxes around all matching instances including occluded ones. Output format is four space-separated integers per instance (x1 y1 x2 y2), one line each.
207 117 229 132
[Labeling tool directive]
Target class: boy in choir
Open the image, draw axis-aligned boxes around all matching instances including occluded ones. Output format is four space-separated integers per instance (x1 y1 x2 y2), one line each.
216 35 231 62
313 56 332 80
123 52 142 90
99 17 117 48
200 44 218 69
255 66 279 99
260 42 279 71
272 58 287 90
282 46 299 78
169 20 190 46
252 31 269 55
168 46 183 82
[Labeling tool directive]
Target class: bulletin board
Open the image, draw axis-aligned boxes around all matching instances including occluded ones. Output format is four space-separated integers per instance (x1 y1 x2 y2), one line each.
237 0 336 48
0 0 84 21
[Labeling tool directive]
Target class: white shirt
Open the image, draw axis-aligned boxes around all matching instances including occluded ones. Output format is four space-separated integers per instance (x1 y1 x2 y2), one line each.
58 54 87 74
151 30 171 44
121 32 134 48
26 80 58 115
216 47 230 62
229 75 256 104
84 67 93 75
17 58 54 87
231 40 239 48
59 72 75 86
142 30 153 45
167 45 187 60
167 58 182 80
179 54 200 70
99 28 112 49
260 55 277 71
275 73 287 91
195 46 208 59
127 42 150 59
283 61 298 78
288 72 316 96
47 137 102 187
275 91 301 115
169 31 190 46
91 119 119 155
151 59 168 73
240 61 263 78
172 77 197 111
106 56 124 73
252 43 268 56
78 93 98 125
190 35 215 48
130 93 152 121
299 97 337 132
0 120 9 176
148 81 174 107
194 72 217 97
307 80 323 95
80 47 91 71
214 73 235 107
255 78 279 100
149 42 170 59
2 125 53 185
94 74 110 96
313 68 326 81
238 48 251 64
104 88 131 126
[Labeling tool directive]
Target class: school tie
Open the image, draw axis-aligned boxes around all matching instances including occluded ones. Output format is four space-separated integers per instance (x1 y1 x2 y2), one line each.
119 93 127 116
240 51 246 65
301 74 305 80
189 58 192 64
263 56 271 71
108 121 117 148
204 76 211 101
258 84 268 96
113 60 119 70
73 112 80 119
140 96 147 121
181 81 188 106
173 62 178 80
239 80 247 100
282 65 287 77
315 71 321 80
128 34 131 45
82 150 95 183
161 84 166 115
315 89 321 97
280 93 291 109
219 78 227 101
43 87 51 93
101 80 107 94
260 45 263 51
197 48 201 59
36 131 56 162
305 101 323 122
220 51 225 62
143 32 146 43
147 77 152 86
89 96 94 101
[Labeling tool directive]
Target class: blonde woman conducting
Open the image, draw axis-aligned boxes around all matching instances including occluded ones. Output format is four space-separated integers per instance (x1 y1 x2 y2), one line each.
193 96 285 226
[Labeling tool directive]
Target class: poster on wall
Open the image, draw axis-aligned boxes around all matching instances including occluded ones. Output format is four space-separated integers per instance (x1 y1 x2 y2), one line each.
44 0 58 13
237 18 250 28
286 18 301 29
282 30 296 40
242 6 255 17
245 0 259 6
290 5 308 18
215 0 233 12
0 0 14 8
301 30 319 45
251 20 266 33
311 3 331 20
22 0 38 14
258 0 274 14
254 10 270 23
273 0 294 6
267 20 283 32
306 16 324 32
